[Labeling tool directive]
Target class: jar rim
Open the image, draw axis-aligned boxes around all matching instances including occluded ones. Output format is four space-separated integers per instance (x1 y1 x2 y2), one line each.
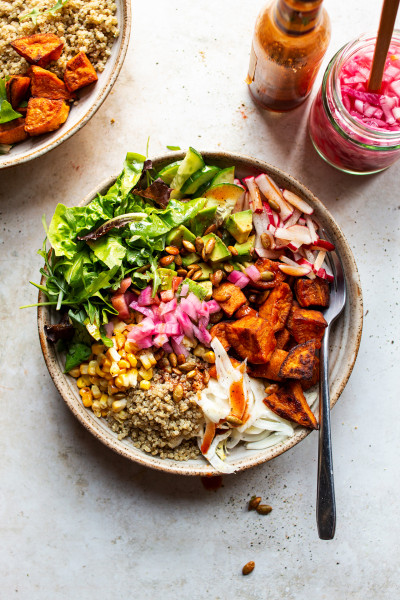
321 30 400 151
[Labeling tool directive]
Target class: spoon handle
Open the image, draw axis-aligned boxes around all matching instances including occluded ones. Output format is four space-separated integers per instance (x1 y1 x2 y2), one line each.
316 326 336 539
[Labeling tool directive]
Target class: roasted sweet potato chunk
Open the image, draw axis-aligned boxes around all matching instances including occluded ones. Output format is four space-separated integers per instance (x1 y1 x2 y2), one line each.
210 322 231 351
250 258 287 290
259 282 293 331
275 328 291 349
248 349 288 381
209 357 241 379
234 304 258 319
294 277 330 308
11 33 63 67
301 357 320 391
212 282 247 317
64 51 98 92
278 340 319 380
29 66 72 100
226 316 276 364
287 306 327 344
264 382 318 429
0 118 28 144
25 98 69 136
6 76 30 109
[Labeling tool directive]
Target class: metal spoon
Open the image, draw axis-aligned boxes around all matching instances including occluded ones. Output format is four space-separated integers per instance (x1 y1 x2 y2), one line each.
317 241 346 540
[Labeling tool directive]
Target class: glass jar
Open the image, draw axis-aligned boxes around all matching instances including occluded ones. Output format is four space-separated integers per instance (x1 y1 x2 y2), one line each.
308 32 400 174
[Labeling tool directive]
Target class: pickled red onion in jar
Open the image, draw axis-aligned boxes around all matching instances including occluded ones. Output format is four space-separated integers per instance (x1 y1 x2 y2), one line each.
340 47 400 131
308 32 400 174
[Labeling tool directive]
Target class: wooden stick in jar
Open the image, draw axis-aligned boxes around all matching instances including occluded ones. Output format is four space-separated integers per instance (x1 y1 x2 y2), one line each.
368 0 400 92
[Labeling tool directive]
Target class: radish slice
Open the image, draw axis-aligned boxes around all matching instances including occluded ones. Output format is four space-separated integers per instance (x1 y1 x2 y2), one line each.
278 264 311 276
305 215 319 244
282 190 314 215
255 174 293 221
283 208 301 228
275 225 312 245
313 250 327 272
244 177 263 213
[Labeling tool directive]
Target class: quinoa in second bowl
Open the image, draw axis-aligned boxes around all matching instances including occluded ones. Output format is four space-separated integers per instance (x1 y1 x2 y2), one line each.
0 0 119 79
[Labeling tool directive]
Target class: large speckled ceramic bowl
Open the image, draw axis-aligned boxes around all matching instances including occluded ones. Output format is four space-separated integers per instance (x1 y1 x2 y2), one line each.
38 151 363 475
0 0 131 170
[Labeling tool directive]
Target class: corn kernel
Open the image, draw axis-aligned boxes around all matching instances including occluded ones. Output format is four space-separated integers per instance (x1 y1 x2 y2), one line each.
95 364 106 378
91 384 101 399
115 373 130 388
88 360 98 376
203 351 216 364
82 392 93 408
115 332 126 350
98 378 108 390
108 382 120 395
79 386 91 396
126 353 137 368
140 380 151 391
101 409 108 417
117 410 128 420
139 354 152 371
68 367 81 378
106 347 121 363
112 398 127 412
91 343 104 355
92 400 101 415
99 394 108 410
124 340 137 353
110 362 120 377
118 359 130 370
139 367 153 381
113 320 126 333
89 376 99 385
77 376 90 389
119 349 127 358
127 368 138 387
80 363 89 375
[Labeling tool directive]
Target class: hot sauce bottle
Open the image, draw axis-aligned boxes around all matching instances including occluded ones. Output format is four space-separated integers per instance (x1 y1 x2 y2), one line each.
247 0 331 111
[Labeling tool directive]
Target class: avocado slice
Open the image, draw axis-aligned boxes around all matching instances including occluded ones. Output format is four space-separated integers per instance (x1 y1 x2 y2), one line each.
165 225 196 248
180 278 209 301
181 252 201 268
190 204 218 237
201 233 231 264
196 262 213 281
225 210 253 244
157 268 176 290
196 280 213 301
234 235 255 260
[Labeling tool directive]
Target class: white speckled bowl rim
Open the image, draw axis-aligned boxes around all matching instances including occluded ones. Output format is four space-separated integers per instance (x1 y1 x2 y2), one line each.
0 0 131 170
38 151 363 476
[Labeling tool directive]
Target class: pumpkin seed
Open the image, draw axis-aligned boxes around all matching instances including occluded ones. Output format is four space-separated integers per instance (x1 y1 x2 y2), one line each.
226 415 243 426
242 561 255 576
256 504 272 515
228 245 239 256
195 237 204 253
267 197 281 212
182 239 196 253
204 223 217 235
177 268 188 277
165 245 180 255
172 384 184 402
248 496 261 511
159 255 175 267
260 270 274 281
260 233 271 249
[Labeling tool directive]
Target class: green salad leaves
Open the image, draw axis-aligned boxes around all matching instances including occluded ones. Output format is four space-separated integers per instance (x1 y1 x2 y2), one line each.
26 152 206 341
0 79 22 124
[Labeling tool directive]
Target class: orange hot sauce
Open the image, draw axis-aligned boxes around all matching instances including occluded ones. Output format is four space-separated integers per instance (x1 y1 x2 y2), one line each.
247 0 331 111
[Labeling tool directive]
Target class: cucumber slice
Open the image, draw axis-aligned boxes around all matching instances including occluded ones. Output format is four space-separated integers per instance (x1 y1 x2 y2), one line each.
210 166 235 187
181 165 219 195
158 160 181 184
170 147 205 193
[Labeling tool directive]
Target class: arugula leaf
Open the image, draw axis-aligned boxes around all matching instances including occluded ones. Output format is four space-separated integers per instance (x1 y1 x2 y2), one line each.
47 0 70 15
0 79 22 124
19 8 41 24
64 343 91 373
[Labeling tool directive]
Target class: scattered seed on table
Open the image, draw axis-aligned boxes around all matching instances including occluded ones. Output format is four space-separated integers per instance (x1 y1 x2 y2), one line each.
256 504 272 515
242 561 255 576
248 496 261 510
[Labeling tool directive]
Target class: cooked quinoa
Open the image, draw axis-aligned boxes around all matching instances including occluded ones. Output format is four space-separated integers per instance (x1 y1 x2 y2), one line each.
0 0 119 79
108 365 207 461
